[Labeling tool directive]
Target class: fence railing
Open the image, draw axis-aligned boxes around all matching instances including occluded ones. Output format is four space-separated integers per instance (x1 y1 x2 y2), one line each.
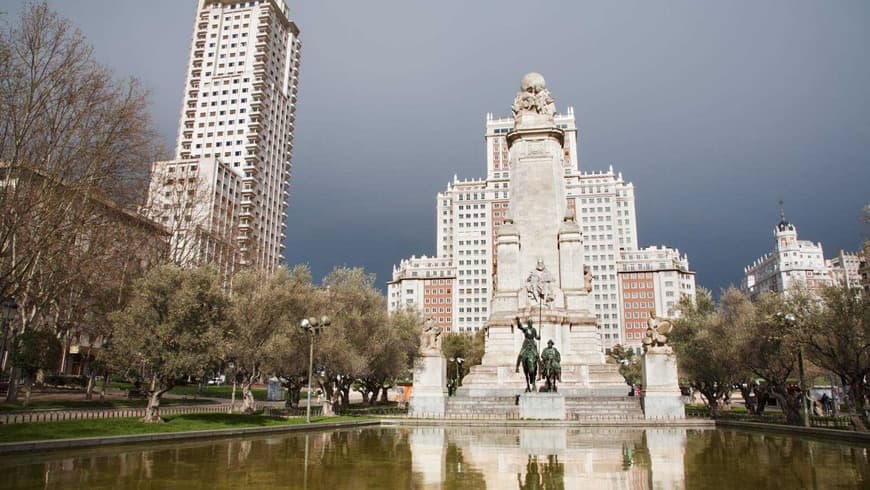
686 405 856 430
0 404 232 425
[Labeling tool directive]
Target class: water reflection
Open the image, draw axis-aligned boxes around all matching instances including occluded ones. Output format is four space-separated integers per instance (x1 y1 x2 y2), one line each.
0 426 867 489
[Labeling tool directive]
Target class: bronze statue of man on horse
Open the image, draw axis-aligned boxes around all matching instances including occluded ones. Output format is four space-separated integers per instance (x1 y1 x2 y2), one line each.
514 317 539 392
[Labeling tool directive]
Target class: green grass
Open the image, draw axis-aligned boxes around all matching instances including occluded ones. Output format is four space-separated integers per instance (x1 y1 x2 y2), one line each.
0 413 364 444
110 381 271 401
0 398 215 412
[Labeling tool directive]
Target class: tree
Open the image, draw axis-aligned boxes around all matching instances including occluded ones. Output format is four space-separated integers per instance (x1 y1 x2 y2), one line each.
670 289 739 415
607 344 641 387
107 265 229 422
0 1 159 301
0 1 161 401
226 265 312 413
441 328 486 374
802 285 869 422
11 328 60 406
739 292 805 425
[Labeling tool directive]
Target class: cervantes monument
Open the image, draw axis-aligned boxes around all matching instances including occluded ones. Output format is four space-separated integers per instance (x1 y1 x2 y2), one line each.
458 73 626 400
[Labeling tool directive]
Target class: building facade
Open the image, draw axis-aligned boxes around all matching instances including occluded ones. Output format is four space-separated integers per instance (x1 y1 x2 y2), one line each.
391 106 693 351
617 247 696 353
742 213 832 298
146 0 301 270
826 250 863 290
387 256 455 333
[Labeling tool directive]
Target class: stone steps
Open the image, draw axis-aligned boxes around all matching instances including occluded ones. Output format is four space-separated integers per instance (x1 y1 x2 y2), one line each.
444 395 644 420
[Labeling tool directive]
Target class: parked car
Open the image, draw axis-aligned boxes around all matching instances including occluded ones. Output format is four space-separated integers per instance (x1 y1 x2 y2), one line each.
207 375 226 385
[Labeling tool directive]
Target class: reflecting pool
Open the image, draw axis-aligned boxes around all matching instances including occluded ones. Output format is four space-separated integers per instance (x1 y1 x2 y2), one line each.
1 425 867 489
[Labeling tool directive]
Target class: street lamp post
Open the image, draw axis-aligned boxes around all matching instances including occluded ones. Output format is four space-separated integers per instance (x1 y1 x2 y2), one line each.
449 357 464 387
779 312 810 428
298 315 330 423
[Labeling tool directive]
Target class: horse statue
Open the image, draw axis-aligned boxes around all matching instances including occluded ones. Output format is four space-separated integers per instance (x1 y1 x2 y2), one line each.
515 317 540 392
540 339 561 393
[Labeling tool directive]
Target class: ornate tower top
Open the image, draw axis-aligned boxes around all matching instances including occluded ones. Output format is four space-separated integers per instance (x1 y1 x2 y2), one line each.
511 72 556 128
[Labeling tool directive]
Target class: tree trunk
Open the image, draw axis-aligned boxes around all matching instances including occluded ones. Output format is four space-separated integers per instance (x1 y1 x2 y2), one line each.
241 377 256 414
23 376 33 407
144 377 168 423
341 386 351 408
380 386 389 403
229 380 237 414
85 370 96 400
359 389 369 405
99 370 109 401
5 367 20 403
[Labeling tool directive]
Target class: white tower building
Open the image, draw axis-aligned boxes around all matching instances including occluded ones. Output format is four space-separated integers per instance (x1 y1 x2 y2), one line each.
146 0 301 270
742 208 831 298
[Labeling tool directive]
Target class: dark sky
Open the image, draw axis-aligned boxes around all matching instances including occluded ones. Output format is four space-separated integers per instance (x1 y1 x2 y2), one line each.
11 0 869 293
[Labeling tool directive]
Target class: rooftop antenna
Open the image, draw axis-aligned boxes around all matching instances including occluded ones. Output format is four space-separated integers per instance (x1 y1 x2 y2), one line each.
779 199 785 222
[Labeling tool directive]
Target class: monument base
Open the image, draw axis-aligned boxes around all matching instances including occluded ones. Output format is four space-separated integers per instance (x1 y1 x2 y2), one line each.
642 348 684 419
519 392 565 420
409 354 447 417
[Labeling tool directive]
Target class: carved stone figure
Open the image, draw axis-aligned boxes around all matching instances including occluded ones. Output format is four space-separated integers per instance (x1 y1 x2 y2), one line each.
540 339 561 392
514 317 540 392
643 312 674 352
526 259 555 307
511 72 556 123
583 265 593 294
420 318 442 354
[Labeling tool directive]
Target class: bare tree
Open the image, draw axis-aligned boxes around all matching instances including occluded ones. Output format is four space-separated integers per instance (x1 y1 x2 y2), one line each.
0 2 161 399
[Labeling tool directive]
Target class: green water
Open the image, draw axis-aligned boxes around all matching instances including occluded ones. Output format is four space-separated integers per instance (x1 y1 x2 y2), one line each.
0 426 866 489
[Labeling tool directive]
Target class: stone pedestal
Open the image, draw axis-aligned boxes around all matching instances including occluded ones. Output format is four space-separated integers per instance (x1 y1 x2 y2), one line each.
409 354 447 417
642 348 684 419
519 392 565 420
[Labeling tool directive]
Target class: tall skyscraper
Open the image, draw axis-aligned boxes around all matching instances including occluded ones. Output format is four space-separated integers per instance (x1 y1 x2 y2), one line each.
146 0 301 271
389 100 694 352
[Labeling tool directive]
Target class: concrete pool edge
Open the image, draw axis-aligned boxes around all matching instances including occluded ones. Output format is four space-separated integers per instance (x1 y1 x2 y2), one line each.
3 417 867 455
0 419 381 455
715 419 870 445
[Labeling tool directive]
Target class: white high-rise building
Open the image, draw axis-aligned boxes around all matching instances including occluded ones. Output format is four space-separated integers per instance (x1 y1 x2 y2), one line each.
392 106 693 351
146 0 301 270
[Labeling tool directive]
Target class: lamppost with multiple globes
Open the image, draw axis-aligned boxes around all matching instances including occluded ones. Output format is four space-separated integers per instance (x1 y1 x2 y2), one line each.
298 315 330 423
776 311 810 428
449 357 464 390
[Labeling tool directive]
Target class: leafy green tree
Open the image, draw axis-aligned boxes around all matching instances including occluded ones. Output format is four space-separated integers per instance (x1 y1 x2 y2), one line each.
441 328 486 377
670 289 738 415
802 285 869 422
739 292 805 425
607 344 641 387
107 265 229 422
226 266 312 413
12 328 61 406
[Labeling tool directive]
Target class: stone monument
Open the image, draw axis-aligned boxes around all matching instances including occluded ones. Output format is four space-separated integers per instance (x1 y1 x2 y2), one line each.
641 314 685 419
458 73 625 405
409 318 448 417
